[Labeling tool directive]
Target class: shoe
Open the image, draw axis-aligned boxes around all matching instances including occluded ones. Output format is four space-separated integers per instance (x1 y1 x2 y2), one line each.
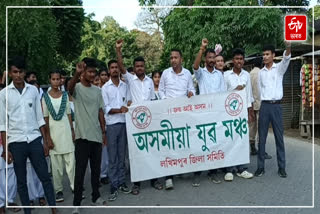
91 197 107 206
165 178 174 190
151 180 163 190
192 175 200 187
72 190 85 199
119 183 131 194
55 191 64 202
250 143 257 155
100 177 109 185
278 168 287 178
108 190 118 201
264 153 272 159
72 208 80 214
131 185 140 195
236 170 253 179
254 168 265 177
209 173 221 184
224 172 233 181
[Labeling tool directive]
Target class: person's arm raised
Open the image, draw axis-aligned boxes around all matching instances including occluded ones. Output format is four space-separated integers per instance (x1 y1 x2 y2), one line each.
116 39 126 75
68 62 85 96
193 38 208 71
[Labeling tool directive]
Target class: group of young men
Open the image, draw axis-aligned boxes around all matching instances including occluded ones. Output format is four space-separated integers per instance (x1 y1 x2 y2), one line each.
0 38 291 214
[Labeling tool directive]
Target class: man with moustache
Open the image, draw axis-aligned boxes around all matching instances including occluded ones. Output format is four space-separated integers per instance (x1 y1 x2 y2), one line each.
68 58 107 212
101 59 132 202
159 49 196 190
191 38 226 187
115 39 163 195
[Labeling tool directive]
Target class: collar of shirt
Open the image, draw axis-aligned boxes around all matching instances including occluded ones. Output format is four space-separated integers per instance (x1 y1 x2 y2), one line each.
261 63 276 71
230 68 247 76
106 79 125 87
132 74 149 81
202 66 219 74
8 81 31 93
170 67 186 76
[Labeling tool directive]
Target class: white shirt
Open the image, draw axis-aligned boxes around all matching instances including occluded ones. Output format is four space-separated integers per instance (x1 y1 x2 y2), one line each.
123 71 155 104
101 79 131 125
193 66 226 94
0 82 45 144
159 67 196 99
258 51 291 101
224 69 253 108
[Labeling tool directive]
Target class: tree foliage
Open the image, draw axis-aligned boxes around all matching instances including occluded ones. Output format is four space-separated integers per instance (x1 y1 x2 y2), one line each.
0 0 85 83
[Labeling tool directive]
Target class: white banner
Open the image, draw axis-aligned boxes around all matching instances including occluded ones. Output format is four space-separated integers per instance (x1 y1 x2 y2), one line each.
126 90 250 182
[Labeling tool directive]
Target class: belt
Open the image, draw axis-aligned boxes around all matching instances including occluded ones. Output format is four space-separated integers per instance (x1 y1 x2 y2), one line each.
262 100 281 104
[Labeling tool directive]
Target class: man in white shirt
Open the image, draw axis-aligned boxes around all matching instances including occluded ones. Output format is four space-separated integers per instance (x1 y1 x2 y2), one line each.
115 40 163 195
0 56 56 214
101 59 132 202
255 43 291 178
223 48 254 182
192 38 225 186
159 49 196 190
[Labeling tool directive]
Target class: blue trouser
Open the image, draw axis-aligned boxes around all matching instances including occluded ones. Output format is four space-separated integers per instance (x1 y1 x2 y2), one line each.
258 102 286 169
9 137 56 214
107 123 127 192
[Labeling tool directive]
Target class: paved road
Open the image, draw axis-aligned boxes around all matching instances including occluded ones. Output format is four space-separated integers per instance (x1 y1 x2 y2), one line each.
10 132 320 214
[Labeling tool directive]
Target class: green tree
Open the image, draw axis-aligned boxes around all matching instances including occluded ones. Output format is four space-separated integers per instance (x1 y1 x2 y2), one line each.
80 16 140 70
160 0 284 71
0 0 85 83
51 0 84 62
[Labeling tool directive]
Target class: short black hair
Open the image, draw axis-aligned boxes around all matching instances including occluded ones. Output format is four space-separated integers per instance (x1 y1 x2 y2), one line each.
170 49 182 57
133 56 145 65
253 57 262 68
232 48 245 58
107 60 118 69
26 71 37 79
127 67 133 73
82 57 97 68
99 68 109 76
9 56 26 70
0 84 5 90
49 70 61 79
215 54 224 59
205 48 216 57
152 71 162 78
60 69 67 76
262 44 275 53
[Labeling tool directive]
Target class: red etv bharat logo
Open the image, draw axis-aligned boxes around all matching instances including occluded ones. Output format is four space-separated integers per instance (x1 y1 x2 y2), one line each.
225 93 243 116
132 106 152 129
285 15 307 41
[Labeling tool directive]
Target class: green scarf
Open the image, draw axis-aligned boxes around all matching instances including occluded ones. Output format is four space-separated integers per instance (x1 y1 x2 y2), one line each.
43 91 67 121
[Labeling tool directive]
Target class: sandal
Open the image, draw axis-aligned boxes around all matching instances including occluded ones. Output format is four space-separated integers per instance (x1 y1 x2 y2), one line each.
39 197 47 206
131 185 140 195
91 197 107 206
7 203 21 212
151 181 163 190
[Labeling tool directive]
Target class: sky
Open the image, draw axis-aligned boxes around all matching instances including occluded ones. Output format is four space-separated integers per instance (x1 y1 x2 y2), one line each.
82 0 142 30
82 0 319 31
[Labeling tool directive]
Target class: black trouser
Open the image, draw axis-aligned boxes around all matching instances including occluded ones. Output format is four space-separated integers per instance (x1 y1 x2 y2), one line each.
258 101 285 169
9 137 56 214
194 169 218 176
73 139 102 206
134 179 158 187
